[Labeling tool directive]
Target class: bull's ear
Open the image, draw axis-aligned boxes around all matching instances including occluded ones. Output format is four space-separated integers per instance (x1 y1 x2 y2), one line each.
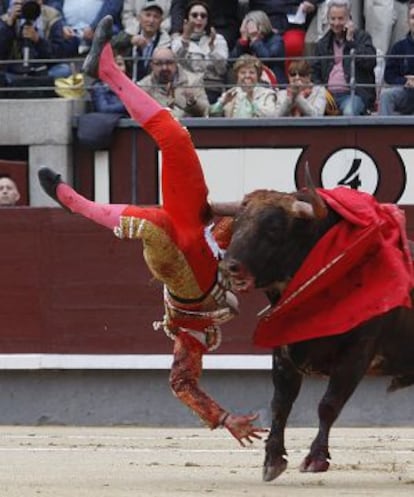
210 201 241 217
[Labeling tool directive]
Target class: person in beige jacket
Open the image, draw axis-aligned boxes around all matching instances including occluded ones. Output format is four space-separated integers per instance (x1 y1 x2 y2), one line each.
275 59 327 116
209 54 278 118
138 46 209 117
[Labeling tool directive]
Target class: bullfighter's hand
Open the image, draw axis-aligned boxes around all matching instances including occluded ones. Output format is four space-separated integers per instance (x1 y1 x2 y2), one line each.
223 413 268 446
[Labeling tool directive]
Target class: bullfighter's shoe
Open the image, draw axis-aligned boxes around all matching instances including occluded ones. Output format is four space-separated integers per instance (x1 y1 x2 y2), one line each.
38 167 70 211
82 15 113 78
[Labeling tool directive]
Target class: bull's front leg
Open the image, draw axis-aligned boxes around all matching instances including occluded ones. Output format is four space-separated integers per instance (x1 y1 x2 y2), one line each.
264 347 302 481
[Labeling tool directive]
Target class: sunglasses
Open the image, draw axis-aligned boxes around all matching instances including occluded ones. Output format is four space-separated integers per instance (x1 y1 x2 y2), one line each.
288 70 309 77
190 11 207 19
152 59 176 67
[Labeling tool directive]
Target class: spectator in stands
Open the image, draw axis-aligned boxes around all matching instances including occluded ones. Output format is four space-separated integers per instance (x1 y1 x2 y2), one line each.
170 0 240 51
231 9 287 87
364 0 409 59
209 54 278 117
112 1 170 82
0 0 71 79
138 46 210 116
52 0 123 56
171 1 228 103
274 58 326 115
247 0 321 64
378 2 414 115
0 173 20 206
122 0 172 35
91 52 129 114
311 0 376 115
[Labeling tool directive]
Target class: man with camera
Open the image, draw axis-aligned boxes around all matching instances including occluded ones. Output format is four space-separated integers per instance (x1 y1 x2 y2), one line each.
0 0 70 83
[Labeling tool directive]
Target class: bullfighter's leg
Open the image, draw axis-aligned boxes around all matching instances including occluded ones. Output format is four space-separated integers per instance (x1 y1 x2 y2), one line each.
38 167 126 230
83 16 209 229
300 323 382 473
263 348 302 482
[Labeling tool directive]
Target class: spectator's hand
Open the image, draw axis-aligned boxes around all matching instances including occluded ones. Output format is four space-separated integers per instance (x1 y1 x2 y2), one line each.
405 75 414 88
131 34 148 48
6 0 22 25
22 23 40 43
239 19 248 41
209 26 216 50
288 83 301 99
223 413 268 447
344 19 355 42
83 26 94 41
221 88 237 105
63 26 75 39
182 19 195 41
301 1 316 14
246 20 260 43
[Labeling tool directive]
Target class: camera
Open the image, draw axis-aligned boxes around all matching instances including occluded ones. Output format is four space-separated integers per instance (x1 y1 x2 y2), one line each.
21 0 41 22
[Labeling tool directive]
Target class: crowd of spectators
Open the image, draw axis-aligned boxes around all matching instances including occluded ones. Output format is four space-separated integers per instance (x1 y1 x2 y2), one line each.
1 0 414 116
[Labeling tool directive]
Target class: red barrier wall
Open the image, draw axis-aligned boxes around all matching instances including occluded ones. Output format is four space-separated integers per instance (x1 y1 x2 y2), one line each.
0 208 267 354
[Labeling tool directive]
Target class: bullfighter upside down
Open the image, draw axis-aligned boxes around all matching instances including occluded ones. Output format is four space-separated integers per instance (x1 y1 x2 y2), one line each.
38 15 266 446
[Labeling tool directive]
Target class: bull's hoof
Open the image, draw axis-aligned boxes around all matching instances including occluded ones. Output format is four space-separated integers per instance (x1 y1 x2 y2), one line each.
299 455 330 473
263 456 288 482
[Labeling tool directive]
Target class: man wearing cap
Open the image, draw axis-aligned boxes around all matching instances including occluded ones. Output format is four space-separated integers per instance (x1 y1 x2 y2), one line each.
122 0 172 37
113 0 170 81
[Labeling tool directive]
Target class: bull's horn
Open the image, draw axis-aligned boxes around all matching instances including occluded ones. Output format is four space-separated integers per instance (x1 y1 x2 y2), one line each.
210 201 241 217
304 162 328 219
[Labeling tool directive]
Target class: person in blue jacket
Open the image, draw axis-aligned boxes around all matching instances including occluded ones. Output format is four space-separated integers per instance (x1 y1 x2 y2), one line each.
378 2 414 116
230 9 287 86
91 51 128 114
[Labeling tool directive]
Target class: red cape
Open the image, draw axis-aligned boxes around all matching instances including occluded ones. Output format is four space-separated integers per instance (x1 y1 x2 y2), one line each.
253 187 414 348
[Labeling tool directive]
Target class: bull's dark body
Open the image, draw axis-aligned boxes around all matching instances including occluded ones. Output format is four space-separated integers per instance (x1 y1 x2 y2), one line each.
223 189 414 481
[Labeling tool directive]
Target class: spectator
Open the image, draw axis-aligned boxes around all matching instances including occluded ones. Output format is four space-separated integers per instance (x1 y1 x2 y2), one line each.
112 0 170 82
0 0 71 79
311 0 376 115
170 0 240 51
52 0 123 56
231 9 287 87
247 1 321 64
122 0 172 35
274 58 326 115
209 54 278 117
378 2 414 115
91 52 129 114
0 173 20 206
364 0 409 58
171 1 228 103
138 46 209 116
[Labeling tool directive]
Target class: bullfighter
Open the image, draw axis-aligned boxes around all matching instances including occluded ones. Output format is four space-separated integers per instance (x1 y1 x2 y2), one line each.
38 15 266 446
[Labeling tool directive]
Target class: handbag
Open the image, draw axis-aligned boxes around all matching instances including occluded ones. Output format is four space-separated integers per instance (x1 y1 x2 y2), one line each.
77 112 123 150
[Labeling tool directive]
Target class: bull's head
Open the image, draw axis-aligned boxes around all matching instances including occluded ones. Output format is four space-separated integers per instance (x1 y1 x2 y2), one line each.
219 171 328 294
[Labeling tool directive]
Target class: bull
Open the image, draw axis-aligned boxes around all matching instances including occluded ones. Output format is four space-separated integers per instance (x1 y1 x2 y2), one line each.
219 170 414 482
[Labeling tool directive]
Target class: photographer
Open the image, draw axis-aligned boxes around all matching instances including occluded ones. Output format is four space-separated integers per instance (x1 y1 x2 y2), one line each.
0 0 70 80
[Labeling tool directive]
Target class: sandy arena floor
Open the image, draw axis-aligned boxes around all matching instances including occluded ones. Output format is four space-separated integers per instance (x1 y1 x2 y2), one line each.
0 426 413 496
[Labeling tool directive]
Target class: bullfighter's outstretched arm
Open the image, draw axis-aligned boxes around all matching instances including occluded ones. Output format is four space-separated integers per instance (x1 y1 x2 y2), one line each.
38 15 266 446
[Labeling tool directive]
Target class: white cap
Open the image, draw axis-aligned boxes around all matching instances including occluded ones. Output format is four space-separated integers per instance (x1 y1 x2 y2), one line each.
141 0 164 15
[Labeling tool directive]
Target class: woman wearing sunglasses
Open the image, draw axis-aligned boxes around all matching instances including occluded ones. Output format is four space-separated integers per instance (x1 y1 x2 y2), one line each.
275 59 326 116
171 0 229 103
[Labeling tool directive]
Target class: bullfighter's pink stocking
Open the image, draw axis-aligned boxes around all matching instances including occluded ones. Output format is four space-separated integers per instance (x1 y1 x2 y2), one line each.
55 42 163 229
98 43 161 125
56 184 125 230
